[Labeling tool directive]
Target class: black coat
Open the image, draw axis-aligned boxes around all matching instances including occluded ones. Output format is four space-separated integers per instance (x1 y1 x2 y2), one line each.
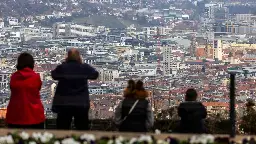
178 101 207 133
51 61 99 113
119 98 149 132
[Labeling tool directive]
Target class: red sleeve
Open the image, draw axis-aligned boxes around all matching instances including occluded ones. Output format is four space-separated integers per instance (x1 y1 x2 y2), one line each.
9 74 15 90
36 74 42 91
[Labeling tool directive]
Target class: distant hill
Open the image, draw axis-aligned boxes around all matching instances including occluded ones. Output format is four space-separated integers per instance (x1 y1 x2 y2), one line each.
0 0 86 17
74 15 125 29
0 0 58 17
74 15 143 29
0 0 146 28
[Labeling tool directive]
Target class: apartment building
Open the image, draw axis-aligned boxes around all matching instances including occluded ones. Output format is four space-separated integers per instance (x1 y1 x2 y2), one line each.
212 39 223 61
142 27 171 36
163 45 179 76
0 72 11 89
53 23 106 38
97 68 119 82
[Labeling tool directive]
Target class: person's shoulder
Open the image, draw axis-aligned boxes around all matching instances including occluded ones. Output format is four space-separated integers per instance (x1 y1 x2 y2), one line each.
54 63 65 69
10 71 19 80
11 71 18 77
178 101 195 107
138 98 149 103
198 102 206 108
34 72 41 79
135 90 148 96
123 97 137 102
27 70 41 80
81 63 94 69
58 62 79 70
180 101 205 108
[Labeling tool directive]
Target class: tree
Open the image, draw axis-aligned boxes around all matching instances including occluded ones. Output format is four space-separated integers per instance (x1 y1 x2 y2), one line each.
240 100 256 134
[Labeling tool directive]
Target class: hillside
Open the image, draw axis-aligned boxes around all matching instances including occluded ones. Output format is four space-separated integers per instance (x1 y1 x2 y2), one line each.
74 15 143 29
0 0 85 17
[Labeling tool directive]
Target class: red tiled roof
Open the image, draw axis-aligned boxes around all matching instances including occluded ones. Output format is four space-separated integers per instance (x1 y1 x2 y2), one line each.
203 102 229 107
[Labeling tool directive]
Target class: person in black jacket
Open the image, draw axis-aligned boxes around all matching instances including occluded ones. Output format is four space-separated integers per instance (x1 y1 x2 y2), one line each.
178 88 207 133
51 48 99 130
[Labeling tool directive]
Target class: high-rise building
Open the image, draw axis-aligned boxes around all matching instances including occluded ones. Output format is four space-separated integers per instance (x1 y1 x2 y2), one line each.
163 45 178 76
204 3 229 22
190 34 197 57
0 72 11 89
214 6 229 22
0 18 4 29
212 40 223 60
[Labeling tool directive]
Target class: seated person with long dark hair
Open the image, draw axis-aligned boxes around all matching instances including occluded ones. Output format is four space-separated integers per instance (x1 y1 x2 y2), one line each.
134 80 148 99
123 79 135 98
178 88 207 133
6 53 45 129
114 80 153 132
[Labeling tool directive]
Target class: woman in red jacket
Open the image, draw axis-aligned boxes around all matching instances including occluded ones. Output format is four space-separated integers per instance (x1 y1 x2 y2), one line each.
6 52 45 129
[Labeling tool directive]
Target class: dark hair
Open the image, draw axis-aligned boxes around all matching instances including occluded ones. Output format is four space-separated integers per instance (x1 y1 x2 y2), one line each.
127 79 135 90
246 99 255 107
136 80 145 90
16 52 35 70
185 88 198 101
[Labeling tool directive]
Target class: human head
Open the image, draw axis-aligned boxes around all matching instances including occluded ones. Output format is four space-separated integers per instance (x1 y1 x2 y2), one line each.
246 99 255 109
127 79 135 90
16 52 34 70
66 48 82 63
136 80 144 90
185 88 198 101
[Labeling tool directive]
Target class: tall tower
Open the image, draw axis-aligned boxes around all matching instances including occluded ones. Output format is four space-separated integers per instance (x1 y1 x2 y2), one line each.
153 27 163 75
204 38 209 58
190 34 196 57
163 45 173 76
213 40 223 60
0 18 4 29
53 23 59 38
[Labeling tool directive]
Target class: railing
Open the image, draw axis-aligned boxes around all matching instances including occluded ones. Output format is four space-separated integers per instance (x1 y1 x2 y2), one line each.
0 73 244 137
0 119 231 134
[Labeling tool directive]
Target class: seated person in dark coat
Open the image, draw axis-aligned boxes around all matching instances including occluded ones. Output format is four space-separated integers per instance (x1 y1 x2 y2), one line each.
178 88 207 133
114 80 154 132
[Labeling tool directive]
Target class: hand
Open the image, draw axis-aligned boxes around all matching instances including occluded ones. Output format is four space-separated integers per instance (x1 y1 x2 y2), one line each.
78 55 83 63
64 54 68 62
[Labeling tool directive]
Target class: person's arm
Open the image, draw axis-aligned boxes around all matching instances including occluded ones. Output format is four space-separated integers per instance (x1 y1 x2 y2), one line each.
37 74 42 91
178 104 184 117
114 102 123 126
201 104 207 119
83 64 99 80
9 74 14 90
146 103 154 130
51 65 62 80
